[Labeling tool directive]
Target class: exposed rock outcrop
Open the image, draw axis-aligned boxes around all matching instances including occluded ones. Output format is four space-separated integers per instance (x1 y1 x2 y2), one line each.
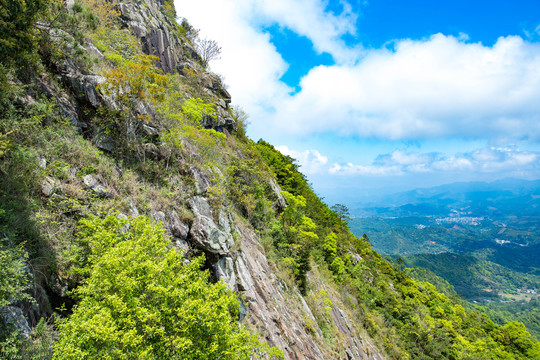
1 307 32 339
114 0 236 133
13 1 387 358
188 196 234 255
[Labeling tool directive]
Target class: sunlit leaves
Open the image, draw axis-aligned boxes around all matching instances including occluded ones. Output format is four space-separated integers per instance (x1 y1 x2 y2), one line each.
54 215 268 359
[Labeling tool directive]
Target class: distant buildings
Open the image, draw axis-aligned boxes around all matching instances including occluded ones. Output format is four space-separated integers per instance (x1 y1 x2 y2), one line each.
435 216 484 226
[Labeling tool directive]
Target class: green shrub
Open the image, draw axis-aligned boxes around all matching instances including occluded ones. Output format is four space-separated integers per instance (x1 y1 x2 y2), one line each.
0 0 47 68
0 237 31 308
55 215 275 359
182 98 216 125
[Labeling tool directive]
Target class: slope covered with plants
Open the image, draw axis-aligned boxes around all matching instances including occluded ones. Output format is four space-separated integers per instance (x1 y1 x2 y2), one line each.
0 1 539 359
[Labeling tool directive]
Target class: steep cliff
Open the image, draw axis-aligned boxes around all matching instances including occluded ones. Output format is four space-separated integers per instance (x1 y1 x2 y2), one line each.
1 1 539 359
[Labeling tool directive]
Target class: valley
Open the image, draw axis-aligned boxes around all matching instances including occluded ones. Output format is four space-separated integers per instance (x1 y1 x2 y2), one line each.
349 179 540 339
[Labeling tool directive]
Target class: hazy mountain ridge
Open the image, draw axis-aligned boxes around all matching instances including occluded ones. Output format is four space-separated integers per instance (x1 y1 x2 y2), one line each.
353 178 540 218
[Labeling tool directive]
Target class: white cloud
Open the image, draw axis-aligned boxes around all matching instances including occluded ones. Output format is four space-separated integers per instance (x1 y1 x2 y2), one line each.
255 0 361 62
330 147 539 176
175 0 291 120
175 1 540 146
329 163 402 176
269 34 540 142
276 145 329 174
175 0 361 135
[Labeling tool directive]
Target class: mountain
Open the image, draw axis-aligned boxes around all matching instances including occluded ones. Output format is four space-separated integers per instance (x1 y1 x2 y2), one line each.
349 180 540 341
352 178 540 218
1 1 539 359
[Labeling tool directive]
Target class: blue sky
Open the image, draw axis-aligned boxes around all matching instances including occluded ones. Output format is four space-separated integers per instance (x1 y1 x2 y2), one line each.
175 0 540 205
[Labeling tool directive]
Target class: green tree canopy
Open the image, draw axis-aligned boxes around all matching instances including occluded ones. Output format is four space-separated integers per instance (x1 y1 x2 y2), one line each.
0 0 47 66
53 215 269 360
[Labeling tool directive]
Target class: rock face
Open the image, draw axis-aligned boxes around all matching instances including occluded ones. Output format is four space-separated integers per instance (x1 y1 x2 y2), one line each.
117 0 188 74
1 307 32 339
188 196 234 255
180 195 384 359
234 224 384 360
113 0 236 133
23 1 387 358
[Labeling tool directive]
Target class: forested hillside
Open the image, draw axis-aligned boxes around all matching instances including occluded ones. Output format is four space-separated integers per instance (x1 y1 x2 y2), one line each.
1 0 539 359
348 180 540 342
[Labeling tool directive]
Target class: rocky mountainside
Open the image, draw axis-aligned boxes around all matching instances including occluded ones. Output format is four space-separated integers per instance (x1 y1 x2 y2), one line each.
1 1 539 359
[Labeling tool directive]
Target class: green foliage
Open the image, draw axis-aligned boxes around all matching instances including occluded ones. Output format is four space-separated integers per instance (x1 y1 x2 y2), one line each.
0 131 11 156
230 106 250 141
330 204 351 226
36 0 103 69
0 317 55 360
399 252 540 300
92 28 140 64
55 214 270 359
275 191 319 294
223 157 274 228
202 128 226 142
255 138 539 358
0 0 47 68
161 0 177 23
182 98 216 125
478 298 540 342
98 54 168 157
0 237 31 308
255 140 309 196
79 0 119 27
0 0 536 358
179 18 200 44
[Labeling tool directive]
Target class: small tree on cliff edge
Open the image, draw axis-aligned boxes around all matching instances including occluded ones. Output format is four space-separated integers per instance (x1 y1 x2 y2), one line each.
196 37 222 67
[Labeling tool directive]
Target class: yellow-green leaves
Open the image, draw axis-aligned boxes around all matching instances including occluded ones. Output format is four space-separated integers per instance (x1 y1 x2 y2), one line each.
101 55 168 106
54 215 271 359
0 132 11 156
182 97 216 125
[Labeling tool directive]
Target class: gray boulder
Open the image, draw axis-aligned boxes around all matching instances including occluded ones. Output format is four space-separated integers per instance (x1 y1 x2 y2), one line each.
169 210 189 240
189 196 213 218
41 177 57 197
1 307 31 339
83 174 112 198
269 179 287 210
189 215 233 255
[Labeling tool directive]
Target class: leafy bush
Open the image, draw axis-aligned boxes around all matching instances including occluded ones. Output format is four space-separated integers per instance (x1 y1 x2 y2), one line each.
55 215 270 359
182 98 216 125
0 0 48 68
0 236 31 308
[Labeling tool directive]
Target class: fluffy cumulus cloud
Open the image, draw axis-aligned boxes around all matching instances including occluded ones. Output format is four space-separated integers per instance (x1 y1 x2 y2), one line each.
330 147 539 176
175 0 540 184
276 145 329 174
271 34 540 142
175 0 540 143
175 0 358 120
254 0 361 62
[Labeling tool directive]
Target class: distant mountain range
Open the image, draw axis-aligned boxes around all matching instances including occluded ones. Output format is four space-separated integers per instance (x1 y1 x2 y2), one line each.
352 178 540 218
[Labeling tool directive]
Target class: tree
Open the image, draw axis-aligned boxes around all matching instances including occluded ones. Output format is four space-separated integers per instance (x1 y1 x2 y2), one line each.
195 37 222 67
331 203 351 226
0 0 47 67
54 215 272 360
279 191 318 294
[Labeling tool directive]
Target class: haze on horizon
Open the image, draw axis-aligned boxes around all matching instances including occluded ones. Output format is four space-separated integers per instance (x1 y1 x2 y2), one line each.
175 0 540 205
